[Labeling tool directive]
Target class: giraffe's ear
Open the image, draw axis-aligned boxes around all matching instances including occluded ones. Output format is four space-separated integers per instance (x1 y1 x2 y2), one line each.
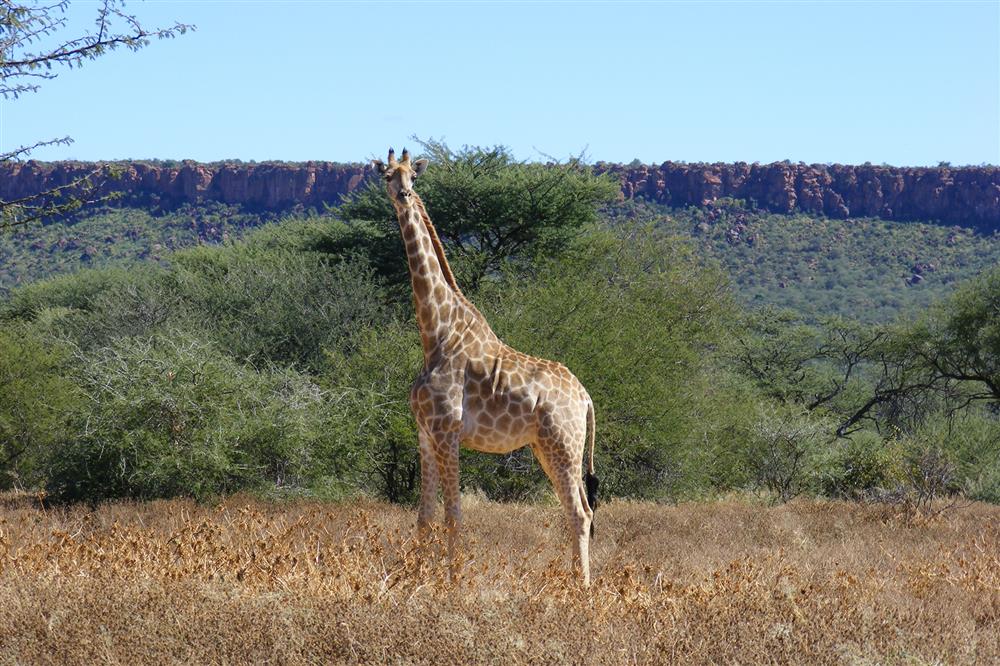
412 159 429 178
371 159 388 175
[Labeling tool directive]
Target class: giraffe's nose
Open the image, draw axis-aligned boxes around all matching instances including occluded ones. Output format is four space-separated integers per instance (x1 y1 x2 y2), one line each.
399 189 412 199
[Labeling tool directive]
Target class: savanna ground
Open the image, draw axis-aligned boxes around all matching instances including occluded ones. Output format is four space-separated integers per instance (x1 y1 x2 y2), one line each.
1 494 997 664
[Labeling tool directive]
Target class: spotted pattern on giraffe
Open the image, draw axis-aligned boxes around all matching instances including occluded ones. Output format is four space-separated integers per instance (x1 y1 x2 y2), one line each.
371 148 598 586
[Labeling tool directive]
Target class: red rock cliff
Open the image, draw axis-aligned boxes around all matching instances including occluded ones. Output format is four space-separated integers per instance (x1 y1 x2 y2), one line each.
2 160 998 228
0 161 370 211
599 162 1000 227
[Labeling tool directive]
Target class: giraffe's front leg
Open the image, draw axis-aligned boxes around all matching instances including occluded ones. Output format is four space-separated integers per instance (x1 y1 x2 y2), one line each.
416 428 439 539
432 431 462 577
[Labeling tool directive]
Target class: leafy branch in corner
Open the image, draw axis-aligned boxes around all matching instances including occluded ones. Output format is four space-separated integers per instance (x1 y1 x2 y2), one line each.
0 0 193 229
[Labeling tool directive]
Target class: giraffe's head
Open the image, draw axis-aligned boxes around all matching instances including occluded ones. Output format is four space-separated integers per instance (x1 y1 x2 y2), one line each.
372 148 429 207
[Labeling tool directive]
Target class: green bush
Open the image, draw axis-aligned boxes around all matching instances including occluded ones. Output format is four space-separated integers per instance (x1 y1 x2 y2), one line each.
460 448 550 503
323 320 423 503
909 267 1000 403
3 239 390 372
46 333 341 503
819 432 902 499
967 462 1000 504
900 415 1000 502
168 245 388 370
741 405 831 502
0 324 80 489
1 266 137 321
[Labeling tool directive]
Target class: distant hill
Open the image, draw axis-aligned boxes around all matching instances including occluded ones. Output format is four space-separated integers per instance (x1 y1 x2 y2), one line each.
0 203 278 295
4 199 999 323
617 200 1000 322
3 159 999 228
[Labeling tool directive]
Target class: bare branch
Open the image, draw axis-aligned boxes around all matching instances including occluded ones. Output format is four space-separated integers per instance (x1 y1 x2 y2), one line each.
0 136 71 163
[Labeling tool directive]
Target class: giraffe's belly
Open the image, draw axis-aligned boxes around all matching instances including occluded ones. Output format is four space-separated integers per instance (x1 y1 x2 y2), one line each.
461 429 533 454
459 390 538 454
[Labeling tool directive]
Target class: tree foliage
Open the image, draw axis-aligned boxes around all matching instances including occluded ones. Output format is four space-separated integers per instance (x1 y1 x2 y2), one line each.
474 226 744 498
910 267 1000 404
324 321 424 503
338 139 620 287
47 333 340 503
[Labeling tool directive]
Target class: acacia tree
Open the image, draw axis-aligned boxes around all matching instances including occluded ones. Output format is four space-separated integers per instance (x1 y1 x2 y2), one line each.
337 138 620 288
828 269 1000 435
1 0 191 229
731 309 952 437
911 268 1000 405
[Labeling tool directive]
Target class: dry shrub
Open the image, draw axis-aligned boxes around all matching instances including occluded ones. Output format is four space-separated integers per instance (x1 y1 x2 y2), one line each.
0 492 997 664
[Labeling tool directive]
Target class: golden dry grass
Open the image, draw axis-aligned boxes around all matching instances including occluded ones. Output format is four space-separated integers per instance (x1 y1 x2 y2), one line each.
0 492 997 665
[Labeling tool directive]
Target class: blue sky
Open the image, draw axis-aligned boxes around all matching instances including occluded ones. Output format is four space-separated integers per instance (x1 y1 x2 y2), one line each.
2 1 998 166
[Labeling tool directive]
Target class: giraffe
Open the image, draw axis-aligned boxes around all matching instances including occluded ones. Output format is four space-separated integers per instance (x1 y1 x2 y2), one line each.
371 148 600 585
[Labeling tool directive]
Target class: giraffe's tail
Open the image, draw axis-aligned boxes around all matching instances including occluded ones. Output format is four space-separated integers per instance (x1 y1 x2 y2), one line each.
584 399 599 539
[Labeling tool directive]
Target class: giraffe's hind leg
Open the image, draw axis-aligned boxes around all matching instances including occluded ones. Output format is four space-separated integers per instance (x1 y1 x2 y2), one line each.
416 428 439 539
534 435 592 586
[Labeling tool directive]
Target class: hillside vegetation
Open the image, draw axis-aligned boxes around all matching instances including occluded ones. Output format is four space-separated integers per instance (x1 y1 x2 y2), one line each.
613 199 1000 322
4 199 1000 322
1 493 997 664
0 203 281 297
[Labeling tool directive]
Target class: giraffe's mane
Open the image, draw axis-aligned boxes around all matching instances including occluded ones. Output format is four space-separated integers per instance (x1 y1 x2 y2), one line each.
411 194 463 296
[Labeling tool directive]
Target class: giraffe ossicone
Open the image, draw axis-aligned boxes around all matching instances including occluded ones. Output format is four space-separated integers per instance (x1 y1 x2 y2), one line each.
371 147 600 585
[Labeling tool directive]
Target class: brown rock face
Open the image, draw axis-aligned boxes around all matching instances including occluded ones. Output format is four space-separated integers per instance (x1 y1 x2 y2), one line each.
0 160 373 212
2 160 998 229
598 161 1000 228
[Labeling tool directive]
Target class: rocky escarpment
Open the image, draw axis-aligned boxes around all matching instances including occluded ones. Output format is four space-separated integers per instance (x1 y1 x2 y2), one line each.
2 160 998 228
599 162 1000 228
0 161 370 211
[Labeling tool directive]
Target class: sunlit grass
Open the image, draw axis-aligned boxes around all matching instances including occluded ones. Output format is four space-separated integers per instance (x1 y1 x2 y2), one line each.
0 492 997 663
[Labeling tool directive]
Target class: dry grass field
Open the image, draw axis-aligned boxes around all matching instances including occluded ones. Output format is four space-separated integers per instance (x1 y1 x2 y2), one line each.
0 493 997 665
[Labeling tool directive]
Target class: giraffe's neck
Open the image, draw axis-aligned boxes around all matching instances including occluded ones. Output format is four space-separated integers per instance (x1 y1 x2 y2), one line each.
396 195 500 366
396 199 464 366
411 196 463 297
